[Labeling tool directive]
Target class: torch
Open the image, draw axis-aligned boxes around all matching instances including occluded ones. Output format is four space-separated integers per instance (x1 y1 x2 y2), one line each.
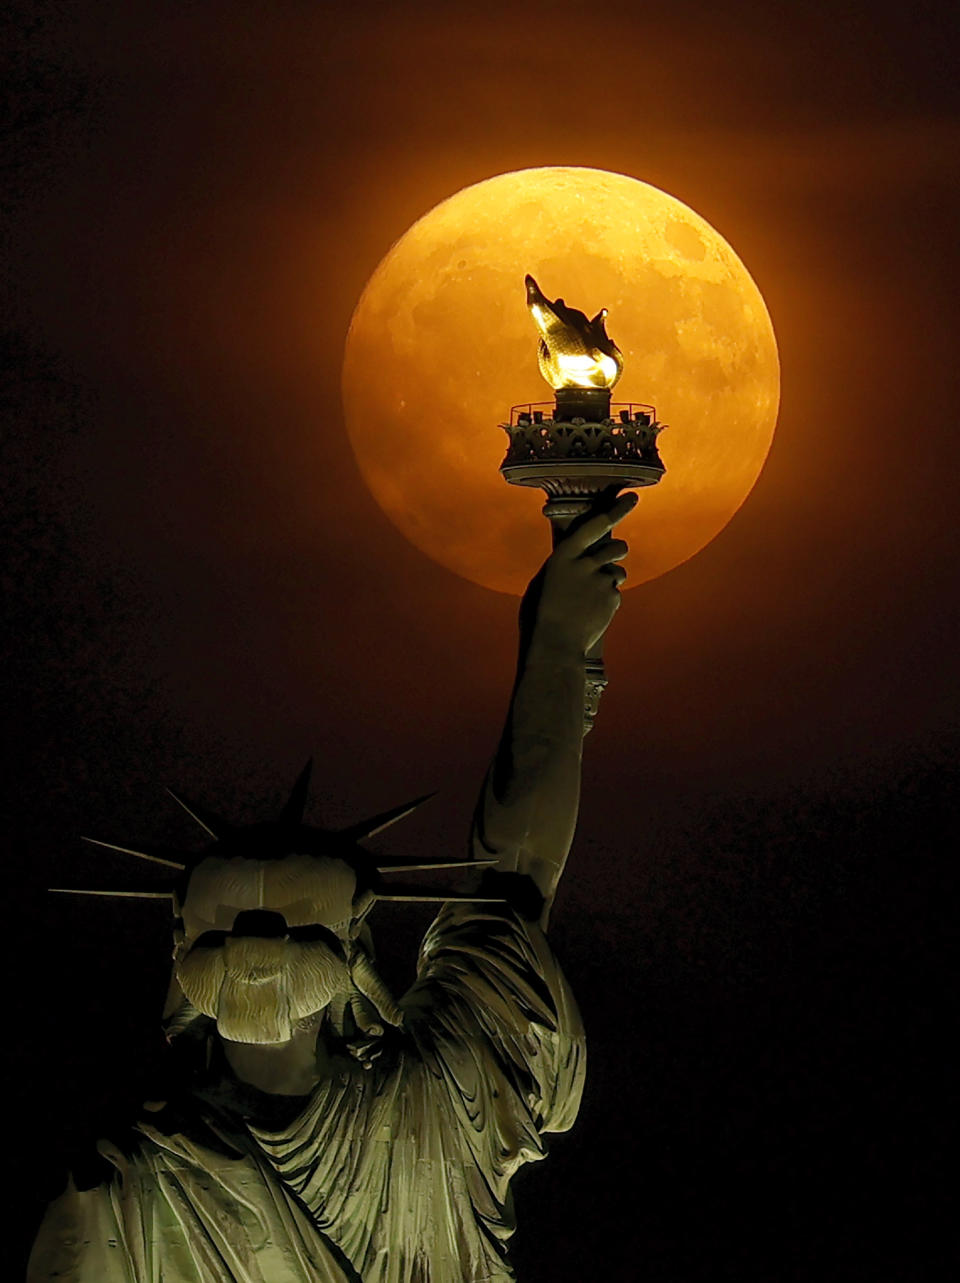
499 275 666 733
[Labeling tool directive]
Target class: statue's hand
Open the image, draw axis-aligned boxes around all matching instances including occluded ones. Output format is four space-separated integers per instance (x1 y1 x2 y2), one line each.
522 490 637 656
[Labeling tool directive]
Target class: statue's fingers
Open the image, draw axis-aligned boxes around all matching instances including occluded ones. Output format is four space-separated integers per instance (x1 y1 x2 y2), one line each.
352 1037 386 1070
584 538 628 565
347 1033 380 1069
597 563 628 587
559 492 638 559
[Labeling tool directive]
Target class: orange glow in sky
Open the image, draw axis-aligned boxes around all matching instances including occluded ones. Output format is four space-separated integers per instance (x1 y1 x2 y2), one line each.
342 167 780 595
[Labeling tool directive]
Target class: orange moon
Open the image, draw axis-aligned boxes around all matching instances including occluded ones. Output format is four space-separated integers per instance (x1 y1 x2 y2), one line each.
342 167 779 595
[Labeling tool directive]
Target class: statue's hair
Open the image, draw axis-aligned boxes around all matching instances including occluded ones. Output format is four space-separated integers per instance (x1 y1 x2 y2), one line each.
163 942 398 1071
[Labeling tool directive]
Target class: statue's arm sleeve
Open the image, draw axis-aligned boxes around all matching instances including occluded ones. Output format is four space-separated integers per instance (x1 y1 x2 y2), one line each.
472 636 585 928
407 899 586 1143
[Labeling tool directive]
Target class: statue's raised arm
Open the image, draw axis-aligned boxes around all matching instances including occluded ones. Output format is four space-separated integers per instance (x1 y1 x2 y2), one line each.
27 500 636 1283
473 489 637 927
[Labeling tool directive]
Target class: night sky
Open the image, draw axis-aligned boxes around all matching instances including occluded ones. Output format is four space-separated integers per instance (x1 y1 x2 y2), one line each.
5 2 957 1278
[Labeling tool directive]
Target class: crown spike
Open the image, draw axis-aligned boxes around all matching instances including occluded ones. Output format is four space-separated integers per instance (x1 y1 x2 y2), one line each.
375 892 507 903
81 836 186 871
373 880 507 902
279 759 313 828
49 888 174 900
165 789 233 841
376 857 498 873
340 792 436 843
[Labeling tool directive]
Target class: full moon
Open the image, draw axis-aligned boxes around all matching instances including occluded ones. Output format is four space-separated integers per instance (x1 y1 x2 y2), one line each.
342 167 779 595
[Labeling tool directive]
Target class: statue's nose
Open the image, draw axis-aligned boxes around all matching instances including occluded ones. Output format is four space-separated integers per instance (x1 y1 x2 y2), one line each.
231 909 288 938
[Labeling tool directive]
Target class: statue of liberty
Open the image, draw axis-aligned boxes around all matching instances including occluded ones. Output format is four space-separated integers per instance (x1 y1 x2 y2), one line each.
29 491 636 1283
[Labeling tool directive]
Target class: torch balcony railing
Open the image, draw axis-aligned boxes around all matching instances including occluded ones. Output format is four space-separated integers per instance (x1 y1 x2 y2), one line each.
509 401 657 426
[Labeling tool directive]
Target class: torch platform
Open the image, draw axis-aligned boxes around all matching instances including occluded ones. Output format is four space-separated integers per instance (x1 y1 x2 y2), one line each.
500 402 665 495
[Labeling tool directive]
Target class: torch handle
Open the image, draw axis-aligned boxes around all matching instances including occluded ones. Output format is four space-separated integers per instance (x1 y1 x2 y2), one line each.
545 498 611 735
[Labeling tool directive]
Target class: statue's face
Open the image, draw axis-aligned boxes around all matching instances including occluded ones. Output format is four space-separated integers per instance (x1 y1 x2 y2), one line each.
174 852 359 1044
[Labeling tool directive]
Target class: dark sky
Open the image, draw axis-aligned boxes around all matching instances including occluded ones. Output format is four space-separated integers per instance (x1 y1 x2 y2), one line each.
4 1 957 1278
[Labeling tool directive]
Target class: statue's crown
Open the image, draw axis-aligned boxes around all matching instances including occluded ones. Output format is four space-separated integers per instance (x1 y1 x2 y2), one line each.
49 760 504 912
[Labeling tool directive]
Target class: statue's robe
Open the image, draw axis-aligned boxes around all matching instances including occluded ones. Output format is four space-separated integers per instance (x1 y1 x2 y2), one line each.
29 901 585 1283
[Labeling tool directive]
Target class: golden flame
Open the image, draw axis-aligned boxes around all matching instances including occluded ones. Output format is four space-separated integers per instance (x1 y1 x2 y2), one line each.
525 274 623 391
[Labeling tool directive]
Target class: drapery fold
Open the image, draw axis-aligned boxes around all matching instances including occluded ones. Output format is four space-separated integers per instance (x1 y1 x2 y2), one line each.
29 903 585 1283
